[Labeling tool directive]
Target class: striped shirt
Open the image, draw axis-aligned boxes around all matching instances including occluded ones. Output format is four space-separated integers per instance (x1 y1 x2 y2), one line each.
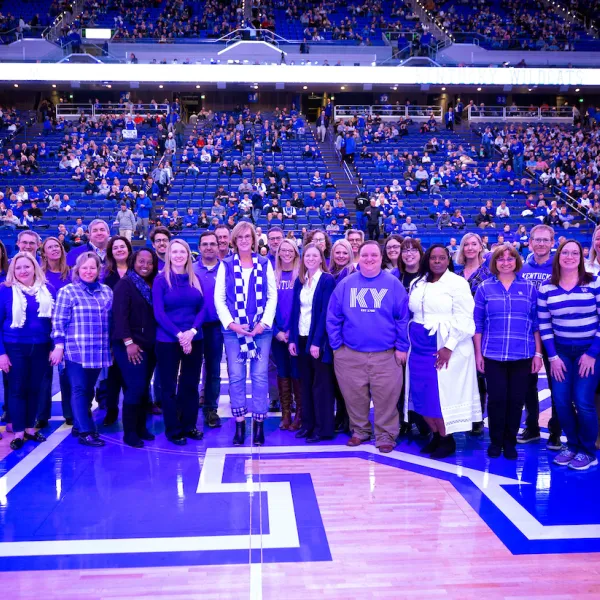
52 281 113 369
474 275 538 361
537 276 600 358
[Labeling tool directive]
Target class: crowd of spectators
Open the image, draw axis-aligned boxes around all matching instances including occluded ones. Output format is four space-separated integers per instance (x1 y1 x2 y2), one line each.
0 101 180 244
153 105 348 234
485 117 600 227
331 108 591 241
432 0 588 50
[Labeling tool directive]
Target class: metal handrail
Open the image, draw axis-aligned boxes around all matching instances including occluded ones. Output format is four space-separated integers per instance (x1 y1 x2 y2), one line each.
334 104 443 121
55 103 170 118
467 105 575 121
43 0 85 42
0 25 47 42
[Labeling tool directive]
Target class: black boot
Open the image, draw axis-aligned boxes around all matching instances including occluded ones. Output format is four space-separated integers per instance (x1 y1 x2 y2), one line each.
253 420 265 446
430 434 456 459
122 405 143 448
103 407 119 426
137 405 155 441
233 420 246 446
420 432 441 454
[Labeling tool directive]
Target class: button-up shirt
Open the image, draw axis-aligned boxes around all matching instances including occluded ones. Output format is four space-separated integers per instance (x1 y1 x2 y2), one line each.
52 280 113 368
299 270 322 336
474 275 538 361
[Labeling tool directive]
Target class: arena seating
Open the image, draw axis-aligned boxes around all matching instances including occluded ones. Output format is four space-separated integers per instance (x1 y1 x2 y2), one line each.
432 0 600 51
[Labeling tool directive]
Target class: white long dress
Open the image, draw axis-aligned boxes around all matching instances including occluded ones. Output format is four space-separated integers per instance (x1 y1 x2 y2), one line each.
406 270 481 434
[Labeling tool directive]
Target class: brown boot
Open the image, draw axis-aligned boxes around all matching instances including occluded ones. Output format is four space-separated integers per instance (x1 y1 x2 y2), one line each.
278 377 293 430
289 378 302 431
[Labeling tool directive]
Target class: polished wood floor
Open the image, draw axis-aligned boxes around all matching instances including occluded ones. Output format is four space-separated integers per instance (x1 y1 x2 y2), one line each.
2 455 600 600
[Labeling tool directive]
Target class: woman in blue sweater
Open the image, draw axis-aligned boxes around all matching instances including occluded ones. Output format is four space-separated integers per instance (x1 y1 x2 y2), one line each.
273 239 301 430
538 240 600 471
153 239 205 445
0 253 55 450
289 243 336 443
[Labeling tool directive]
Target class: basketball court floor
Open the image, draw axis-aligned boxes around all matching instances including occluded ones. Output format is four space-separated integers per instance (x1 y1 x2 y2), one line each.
1 368 600 599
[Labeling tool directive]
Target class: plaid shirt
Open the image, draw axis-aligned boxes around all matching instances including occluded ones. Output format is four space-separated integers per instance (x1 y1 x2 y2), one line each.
52 281 113 369
474 275 538 361
459 264 492 297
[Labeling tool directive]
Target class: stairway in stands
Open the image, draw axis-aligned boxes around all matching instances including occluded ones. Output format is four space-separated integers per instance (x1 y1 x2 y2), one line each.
312 125 359 224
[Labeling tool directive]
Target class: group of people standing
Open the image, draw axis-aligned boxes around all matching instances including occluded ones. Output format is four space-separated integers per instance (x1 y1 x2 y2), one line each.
0 220 599 471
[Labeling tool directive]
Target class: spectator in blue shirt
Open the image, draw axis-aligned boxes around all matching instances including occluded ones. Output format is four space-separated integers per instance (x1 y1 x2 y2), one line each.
401 216 417 236
474 245 542 459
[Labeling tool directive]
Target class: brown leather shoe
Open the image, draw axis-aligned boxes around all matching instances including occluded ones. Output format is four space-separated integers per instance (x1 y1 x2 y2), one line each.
347 436 365 447
378 444 395 454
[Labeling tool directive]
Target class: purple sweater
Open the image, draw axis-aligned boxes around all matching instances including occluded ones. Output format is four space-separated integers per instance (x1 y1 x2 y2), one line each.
152 273 204 342
326 270 409 352
45 269 72 294
274 270 295 335
194 259 219 323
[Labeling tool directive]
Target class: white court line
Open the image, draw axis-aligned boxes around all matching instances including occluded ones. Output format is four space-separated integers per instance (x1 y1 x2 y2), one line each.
250 563 263 600
0 424 72 504
0 443 596 558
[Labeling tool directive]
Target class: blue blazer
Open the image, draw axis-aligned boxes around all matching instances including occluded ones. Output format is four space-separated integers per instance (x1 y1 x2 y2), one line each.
289 272 335 364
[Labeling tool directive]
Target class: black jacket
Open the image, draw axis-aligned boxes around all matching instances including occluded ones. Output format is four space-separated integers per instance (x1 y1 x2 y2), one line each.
112 275 156 350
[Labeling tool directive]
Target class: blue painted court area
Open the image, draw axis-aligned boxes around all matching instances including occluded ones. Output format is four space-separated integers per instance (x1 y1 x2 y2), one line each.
1 369 600 572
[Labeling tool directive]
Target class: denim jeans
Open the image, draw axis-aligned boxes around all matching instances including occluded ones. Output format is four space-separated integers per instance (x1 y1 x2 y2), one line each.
552 342 600 457
66 360 101 434
5 342 52 433
202 321 224 412
271 337 298 379
223 329 272 420
113 343 156 407
155 340 203 438
38 364 73 422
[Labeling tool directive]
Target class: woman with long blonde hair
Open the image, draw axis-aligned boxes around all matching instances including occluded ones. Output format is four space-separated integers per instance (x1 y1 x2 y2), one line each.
39 237 73 428
273 238 301 429
152 239 205 446
289 243 336 443
0 253 54 449
329 239 355 283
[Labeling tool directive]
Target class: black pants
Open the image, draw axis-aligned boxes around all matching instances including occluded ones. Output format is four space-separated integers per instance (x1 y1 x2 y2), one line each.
201 321 223 412
113 343 156 407
525 350 561 436
485 357 531 449
367 223 379 241
5 342 52 433
105 360 125 412
297 336 335 437
155 340 203 438
476 372 487 420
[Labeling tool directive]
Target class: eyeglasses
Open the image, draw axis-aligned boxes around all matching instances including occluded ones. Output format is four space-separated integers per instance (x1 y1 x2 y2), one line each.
531 238 552 244
561 251 581 258
497 257 516 263
238 234 253 241
386 245 401 251
402 248 419 254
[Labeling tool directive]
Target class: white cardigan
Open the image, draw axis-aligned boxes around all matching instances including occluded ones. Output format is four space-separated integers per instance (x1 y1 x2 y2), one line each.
406 270 481 434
